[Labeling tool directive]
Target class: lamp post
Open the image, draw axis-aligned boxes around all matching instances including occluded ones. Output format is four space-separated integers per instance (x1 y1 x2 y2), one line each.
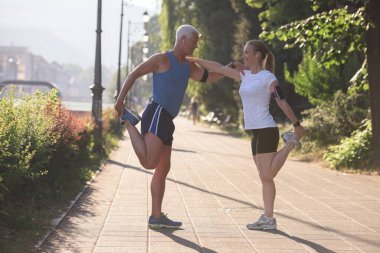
90 0 105 152
115 0 125 100
125 10 150 108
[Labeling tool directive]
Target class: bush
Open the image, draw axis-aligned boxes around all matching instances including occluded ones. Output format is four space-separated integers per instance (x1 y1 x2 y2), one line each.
0 91 121 252
285 52 342 105
0 92 57 204
323 119 372 169
302 90 369 146
0 90 98 206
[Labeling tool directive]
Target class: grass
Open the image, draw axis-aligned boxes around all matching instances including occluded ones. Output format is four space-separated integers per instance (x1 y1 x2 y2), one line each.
1 204 64 252
0 171 99 253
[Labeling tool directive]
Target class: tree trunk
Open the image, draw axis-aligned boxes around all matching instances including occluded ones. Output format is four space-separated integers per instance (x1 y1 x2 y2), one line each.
366 0 380 168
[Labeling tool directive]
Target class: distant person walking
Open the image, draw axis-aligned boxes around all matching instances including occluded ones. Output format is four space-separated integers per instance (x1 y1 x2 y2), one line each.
189 96 199 125
114 25 224 229
186 39 305 230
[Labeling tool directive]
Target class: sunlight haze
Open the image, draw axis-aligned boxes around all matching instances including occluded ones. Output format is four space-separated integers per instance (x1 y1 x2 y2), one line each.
0 0 162 68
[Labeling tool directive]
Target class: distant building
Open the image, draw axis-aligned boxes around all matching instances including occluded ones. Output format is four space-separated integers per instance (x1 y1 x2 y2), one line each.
0 46 72 99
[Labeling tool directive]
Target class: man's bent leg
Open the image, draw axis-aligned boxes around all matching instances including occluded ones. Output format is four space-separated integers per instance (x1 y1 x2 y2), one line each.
125 122 163 170
151 145 171 218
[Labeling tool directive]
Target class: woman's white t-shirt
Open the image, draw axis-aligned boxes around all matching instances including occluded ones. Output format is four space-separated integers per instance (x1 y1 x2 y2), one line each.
239 69 278 130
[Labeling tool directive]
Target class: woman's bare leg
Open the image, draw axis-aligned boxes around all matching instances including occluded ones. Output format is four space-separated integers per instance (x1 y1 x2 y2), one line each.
254 152 277 217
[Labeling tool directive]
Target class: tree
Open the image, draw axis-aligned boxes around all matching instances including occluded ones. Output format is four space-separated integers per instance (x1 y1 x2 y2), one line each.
245 0 316 116
365 0 380 167
160 0 239 118
254 0 379 167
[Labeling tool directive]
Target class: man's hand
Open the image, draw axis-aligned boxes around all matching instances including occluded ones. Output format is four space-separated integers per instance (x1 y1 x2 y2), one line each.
114 99 125 117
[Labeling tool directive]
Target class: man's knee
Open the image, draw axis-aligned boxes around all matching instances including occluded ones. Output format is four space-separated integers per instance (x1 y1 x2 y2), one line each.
140 159 158 170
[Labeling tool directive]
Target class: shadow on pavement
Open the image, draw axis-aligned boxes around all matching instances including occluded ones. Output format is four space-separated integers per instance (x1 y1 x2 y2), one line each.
172 148 197 153
108 159 260 210
38 186 100 251
193 130 241 138
151 228 217 253
107 159 380 249
262 230 336 253
173 145 252 160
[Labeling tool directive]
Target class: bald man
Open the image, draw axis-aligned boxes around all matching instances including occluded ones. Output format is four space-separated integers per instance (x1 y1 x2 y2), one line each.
115 24 224 228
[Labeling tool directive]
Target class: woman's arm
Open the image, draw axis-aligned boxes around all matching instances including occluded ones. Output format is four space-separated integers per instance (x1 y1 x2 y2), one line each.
270 81 305 139
186 57 241 81
230 61 246 72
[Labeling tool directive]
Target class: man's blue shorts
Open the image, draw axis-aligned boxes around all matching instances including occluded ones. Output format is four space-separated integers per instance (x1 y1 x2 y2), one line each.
141 101 175 146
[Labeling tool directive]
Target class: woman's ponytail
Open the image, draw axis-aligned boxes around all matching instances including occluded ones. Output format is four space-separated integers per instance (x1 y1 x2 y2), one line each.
246 39 275 73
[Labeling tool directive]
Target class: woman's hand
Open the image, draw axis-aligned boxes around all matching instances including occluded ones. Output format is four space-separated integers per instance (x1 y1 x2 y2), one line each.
229 61 246 72
294 125 305 140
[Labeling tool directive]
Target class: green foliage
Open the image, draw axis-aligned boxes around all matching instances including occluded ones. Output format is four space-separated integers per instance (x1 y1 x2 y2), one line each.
348 59 369 95
230 0 262 65
160 0 196 51
309 0 364 13
285 50 363 105
302 90 369 146
0 90 114 206
191 0 238 118
243 0 314 117
285 52 341 104
262 6 366 68
246 0 314 31
324 119 372 169
0 91 57 188
160 0 239 119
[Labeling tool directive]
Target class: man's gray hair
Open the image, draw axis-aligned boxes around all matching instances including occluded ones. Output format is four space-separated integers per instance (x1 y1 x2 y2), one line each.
175 25 201 41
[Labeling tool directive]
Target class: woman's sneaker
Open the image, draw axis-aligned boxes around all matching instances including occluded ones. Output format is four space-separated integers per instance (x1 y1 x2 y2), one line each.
148 213 182 229
281 131 300 146
247 214 277 230
120 107 141 126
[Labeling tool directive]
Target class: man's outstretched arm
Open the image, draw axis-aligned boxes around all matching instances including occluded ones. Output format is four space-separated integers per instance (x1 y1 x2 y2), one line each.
187 57 241 82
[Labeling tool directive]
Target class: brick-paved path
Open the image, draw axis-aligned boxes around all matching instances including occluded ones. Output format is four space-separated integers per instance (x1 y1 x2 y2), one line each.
38 117 380 253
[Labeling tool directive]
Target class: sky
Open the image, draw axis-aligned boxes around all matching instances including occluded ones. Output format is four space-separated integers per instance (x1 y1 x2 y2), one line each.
0 0 162 68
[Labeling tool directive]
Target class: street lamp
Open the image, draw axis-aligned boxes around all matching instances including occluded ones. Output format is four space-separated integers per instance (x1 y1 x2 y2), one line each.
90 0 105 152
142 10 150 23
143 32 149 43
125 10 150 108
115 0 125 100
125 10 150 75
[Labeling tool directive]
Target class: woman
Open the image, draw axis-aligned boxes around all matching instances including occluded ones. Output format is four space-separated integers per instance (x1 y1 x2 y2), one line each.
186 40 305 230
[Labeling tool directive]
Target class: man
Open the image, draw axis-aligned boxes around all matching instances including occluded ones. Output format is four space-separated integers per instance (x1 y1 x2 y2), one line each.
114 24 224 229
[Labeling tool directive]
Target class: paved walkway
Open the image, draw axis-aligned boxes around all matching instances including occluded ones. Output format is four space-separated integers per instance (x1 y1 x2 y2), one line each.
38 117 380 253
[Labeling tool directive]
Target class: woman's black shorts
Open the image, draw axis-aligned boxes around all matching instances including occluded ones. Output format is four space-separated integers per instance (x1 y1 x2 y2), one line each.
250 127 279 155
141 101 175 146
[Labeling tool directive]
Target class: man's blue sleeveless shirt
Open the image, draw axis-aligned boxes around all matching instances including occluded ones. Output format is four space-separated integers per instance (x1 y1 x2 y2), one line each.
152 51 190 118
